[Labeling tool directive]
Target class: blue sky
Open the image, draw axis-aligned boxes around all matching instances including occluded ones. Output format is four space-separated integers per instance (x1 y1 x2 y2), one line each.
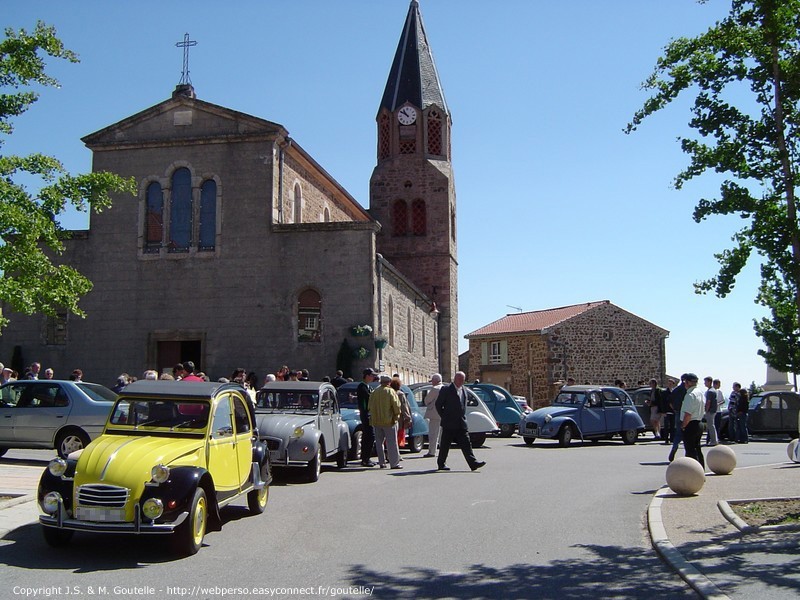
3 0 785 391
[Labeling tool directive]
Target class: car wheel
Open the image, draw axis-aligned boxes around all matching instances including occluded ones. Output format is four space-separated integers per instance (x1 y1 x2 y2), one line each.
336 448 347 469
622 429 638 445
408 435 423 453
523 436 535 447
558 426 573 447
305 446 321 483
499 423 515 437
0 447 7 458
247 463 270 515
348 430 362 461
469 433 486 447
55 429 90 458
42 526 74 547
174 488 207 556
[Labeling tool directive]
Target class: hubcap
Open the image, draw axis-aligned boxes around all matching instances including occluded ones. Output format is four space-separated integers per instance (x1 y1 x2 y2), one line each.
193 496 207 545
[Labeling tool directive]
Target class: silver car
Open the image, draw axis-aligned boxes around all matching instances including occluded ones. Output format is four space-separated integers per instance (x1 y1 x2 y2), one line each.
0 380 117 458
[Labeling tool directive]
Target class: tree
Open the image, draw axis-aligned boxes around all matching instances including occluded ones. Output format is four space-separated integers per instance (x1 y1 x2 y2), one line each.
0 22 135 331
626 0 800 373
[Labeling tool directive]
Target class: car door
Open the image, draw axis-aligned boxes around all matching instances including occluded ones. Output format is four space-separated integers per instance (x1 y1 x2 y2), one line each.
0 383 22 444
318 389 337 456
779 393 799 432
207 395 241 496
11 382 72 444
231 394 254 488
580 392 605 435
756 394 781 432
602 389 624 433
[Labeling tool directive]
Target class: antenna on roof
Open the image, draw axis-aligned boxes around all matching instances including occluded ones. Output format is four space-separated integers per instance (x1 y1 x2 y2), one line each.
506 305 522 313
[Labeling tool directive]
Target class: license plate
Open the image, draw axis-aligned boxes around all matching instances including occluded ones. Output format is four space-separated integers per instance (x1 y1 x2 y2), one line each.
75 507 126 522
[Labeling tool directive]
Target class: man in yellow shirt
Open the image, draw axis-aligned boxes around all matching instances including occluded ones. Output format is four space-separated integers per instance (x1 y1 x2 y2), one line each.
368 374 402 469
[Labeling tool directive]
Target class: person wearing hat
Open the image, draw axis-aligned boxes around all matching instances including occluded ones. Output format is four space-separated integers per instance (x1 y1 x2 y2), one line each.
423 373 444 457
368 374 402 469
0 366 13 384
357 368 378 467
680 373 706 469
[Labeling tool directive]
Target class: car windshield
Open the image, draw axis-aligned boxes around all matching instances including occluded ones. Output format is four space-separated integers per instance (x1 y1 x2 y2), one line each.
256 390 319 413
553 392 585 405
77 382 118 403
109 399 210 429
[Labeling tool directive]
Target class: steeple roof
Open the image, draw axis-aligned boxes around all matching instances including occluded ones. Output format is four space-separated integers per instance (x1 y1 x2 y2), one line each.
380 0 448 115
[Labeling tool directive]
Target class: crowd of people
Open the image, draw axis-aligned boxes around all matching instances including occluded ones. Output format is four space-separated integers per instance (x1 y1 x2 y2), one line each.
642 374 751 470
0 361 84 384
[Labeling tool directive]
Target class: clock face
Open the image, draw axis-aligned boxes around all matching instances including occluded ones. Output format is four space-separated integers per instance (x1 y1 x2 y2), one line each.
397 106 417 125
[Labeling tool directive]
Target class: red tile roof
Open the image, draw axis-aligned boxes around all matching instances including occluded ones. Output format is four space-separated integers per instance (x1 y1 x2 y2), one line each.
465 301 612 337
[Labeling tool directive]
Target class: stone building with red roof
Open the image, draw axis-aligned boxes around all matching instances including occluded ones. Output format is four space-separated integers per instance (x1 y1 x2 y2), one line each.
464 301 669 408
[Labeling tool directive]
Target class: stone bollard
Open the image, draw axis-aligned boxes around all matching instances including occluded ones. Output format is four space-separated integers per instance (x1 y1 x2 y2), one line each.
788 439 800 463
666 457 705 495
707 445 736 475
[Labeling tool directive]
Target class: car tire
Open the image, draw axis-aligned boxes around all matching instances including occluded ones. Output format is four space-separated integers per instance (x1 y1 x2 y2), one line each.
247 463 271 515
469 433 486 447
42 526 74 547
305 445 321 483
523 436 535 447
55 429 90 458
174 488 207 556
348 430 362 461
408 435 423 453
558 426 573 448
622 429 638 445
499 423 515 437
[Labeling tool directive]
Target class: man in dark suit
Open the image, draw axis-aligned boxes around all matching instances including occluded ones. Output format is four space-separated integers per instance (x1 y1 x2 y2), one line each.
434 371 486 471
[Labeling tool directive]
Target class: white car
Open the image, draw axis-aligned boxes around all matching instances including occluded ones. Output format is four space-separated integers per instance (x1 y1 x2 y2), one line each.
410 384 499 447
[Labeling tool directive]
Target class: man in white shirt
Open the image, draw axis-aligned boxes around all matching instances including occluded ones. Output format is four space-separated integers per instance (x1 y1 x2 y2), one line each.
680 373 706 469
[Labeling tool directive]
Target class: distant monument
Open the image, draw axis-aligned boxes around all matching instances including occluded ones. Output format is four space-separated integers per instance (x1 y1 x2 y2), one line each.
762 364 795 392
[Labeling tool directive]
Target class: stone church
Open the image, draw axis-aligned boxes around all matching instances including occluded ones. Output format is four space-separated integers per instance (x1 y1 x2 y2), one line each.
0 1 457 386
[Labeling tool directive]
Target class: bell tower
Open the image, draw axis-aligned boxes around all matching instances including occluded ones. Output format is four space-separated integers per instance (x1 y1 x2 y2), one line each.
370 0 458 379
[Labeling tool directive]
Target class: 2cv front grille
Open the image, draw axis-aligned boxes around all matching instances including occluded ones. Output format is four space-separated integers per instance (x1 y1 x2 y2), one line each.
77 484 130 508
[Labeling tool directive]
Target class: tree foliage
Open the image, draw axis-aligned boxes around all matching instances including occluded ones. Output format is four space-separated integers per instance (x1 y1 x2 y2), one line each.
626 0 800 373
0 22 135 331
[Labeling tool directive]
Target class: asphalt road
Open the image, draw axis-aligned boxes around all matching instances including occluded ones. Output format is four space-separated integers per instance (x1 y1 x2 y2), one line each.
0 436 790 599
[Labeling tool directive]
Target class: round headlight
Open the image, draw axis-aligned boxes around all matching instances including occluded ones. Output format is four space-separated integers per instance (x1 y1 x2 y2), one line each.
42 492 62 514
544 414 552 424
48 458 67 477
151 464 170 484
142 497 164 520
292 426 304 438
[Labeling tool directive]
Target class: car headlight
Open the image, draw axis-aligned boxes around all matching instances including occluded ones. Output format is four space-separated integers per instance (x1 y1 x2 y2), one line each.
292 426 304 438
48 458 67 477
142 498 164 520
42 492 62 514
544 414 552 423
151 464 170 484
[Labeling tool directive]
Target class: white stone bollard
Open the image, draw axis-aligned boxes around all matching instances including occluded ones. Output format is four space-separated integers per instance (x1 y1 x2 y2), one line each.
666 456 705 495
707 444 736 475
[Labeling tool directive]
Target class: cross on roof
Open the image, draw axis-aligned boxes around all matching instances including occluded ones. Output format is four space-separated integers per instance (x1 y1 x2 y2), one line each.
175 33 197 86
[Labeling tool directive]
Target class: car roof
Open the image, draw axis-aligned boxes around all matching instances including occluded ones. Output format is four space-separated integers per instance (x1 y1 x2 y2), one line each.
260 381 334 393
559 385 625 393
120 380 245 400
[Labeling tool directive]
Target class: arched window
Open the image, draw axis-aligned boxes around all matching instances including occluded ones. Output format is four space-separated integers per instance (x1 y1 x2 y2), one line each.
169 167 192 252
411 199 426 236
392 200 408 236
145 182 163 253
298 289 321 342
199 179 216 251
323 206 331 222
427 109 443 156
294 183 302 224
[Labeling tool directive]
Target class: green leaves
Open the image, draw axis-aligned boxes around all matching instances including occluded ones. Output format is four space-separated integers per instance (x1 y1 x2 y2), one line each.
0 23 135 332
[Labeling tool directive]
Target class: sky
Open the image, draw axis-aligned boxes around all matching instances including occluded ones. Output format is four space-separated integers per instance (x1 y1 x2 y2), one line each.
3 0 790 392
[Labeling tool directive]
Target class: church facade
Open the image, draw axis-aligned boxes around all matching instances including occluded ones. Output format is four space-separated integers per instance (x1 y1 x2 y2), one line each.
0 1 457 386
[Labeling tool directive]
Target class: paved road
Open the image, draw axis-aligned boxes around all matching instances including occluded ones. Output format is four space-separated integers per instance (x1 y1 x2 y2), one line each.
0 437 790 599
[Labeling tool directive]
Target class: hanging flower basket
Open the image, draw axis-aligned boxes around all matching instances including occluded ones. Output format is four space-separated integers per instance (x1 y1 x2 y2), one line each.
350 325 373 337
352 346 371 359
374 337 388 349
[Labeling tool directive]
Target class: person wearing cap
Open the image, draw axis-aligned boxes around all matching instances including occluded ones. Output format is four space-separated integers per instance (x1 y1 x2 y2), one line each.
1 366 13 384
435 371 485 472
667 374 689 462
423 373 444 457
357 368 378 467
368 374 402 469
680 373 706 469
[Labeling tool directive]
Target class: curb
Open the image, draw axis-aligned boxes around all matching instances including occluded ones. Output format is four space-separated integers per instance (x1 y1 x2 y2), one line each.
647 486 730 600
0 493 36 511
718 496 800 533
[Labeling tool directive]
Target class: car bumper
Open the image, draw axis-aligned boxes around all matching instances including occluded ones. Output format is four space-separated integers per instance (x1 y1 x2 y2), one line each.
39 497 188 535
520 422 558 439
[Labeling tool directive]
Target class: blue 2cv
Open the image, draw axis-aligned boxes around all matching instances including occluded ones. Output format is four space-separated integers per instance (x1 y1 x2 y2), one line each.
519 385 645 447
